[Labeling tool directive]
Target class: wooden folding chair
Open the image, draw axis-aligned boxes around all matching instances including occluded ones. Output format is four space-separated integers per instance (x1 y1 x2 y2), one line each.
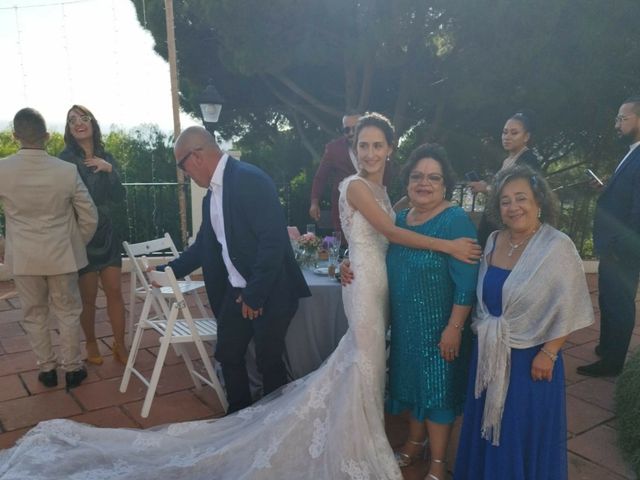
119 265 228 417
123 233 207 347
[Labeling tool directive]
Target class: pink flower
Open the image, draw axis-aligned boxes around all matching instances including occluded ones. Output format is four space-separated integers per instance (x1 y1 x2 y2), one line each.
297 233 321 250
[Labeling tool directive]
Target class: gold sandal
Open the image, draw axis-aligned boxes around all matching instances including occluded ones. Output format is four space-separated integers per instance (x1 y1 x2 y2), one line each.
112 341 129 365
85 341 104 365
394 438 428 468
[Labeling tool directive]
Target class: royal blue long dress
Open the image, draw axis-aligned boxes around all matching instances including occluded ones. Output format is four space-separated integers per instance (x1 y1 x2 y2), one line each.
454 265 568 479
386 207 478 421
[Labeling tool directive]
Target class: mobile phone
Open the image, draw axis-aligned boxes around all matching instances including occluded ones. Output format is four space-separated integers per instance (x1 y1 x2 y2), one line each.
585 169 603 186
465 171 481 182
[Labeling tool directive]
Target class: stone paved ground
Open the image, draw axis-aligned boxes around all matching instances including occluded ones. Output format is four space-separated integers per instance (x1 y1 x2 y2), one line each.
0 273 636 479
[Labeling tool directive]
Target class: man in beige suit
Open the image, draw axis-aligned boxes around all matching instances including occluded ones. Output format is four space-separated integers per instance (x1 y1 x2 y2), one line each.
0 108 98 390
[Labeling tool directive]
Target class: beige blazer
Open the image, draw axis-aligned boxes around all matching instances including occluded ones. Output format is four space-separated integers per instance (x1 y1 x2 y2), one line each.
0 149 98 276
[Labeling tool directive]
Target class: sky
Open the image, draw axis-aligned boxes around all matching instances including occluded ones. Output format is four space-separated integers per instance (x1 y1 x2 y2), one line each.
0 0 199 133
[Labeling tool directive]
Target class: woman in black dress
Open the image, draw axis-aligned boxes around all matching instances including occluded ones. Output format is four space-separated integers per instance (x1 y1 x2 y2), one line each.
60 105 128 365
468 112 541 246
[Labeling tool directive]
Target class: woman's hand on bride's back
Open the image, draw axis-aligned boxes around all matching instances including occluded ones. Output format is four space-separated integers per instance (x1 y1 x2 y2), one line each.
449 238 482 264
340 259 354 286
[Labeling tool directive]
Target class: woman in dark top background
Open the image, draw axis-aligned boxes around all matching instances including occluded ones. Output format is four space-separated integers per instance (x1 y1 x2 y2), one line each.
468 112 541 246
60 105 128 365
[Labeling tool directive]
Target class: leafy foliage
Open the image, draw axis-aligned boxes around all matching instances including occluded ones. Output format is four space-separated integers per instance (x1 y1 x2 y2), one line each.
101 126 187 248
130 0 640 171
0 131 19 158
128 0 640 255
0 131 64 158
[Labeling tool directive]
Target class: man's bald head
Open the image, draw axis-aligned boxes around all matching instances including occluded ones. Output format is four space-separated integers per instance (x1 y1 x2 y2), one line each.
174 126 219 154
173 126 224 188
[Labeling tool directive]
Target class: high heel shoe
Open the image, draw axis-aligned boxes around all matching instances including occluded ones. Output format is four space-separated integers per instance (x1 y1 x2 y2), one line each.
85 341 104 365
394 438 428 467
425 458 446 480
112 341 128 365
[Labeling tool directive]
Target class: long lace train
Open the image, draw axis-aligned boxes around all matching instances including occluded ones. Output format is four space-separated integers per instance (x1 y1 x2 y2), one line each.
0 175 401 480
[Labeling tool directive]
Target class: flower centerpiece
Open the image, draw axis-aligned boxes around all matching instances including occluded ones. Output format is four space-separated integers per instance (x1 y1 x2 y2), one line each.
297 232 322 252
295 232 322 267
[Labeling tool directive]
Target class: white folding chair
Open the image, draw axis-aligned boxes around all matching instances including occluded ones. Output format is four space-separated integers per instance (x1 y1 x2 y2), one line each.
123 233 208 347
119 265 228 417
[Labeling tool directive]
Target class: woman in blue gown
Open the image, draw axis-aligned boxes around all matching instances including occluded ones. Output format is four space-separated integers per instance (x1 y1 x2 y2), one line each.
454 165 594 479
385 144 479 480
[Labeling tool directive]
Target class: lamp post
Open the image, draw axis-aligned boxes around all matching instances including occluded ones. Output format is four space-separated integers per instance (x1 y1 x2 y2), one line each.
187 82 225 244
198 83 225 133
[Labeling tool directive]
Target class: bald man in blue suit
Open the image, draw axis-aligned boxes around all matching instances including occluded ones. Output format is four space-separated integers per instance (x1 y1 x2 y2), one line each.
164 127 310 412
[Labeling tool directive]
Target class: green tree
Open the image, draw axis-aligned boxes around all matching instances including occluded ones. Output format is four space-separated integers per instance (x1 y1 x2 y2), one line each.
133 0 640 165
128 1 640 253
0 131 19 158
102 126 188 247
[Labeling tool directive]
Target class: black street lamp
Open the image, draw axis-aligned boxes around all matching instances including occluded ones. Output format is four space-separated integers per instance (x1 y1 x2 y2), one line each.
197 82 225 132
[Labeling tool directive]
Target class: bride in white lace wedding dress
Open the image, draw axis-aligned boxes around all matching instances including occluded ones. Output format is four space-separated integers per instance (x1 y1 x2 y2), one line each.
0 114 479 480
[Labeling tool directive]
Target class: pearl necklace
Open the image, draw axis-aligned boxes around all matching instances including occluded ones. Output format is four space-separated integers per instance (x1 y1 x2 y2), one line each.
507 225 539 257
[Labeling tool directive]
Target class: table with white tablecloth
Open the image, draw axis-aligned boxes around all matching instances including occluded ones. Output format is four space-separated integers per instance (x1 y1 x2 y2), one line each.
284 270 348 379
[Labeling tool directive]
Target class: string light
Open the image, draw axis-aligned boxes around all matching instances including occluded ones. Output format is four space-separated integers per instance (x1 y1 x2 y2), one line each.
110 0 124 116
13 7 28 103
60 3 74 102
0 0 96 10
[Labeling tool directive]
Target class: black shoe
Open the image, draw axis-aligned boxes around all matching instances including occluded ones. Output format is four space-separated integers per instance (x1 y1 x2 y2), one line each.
595 344 602 357
576 360 621 377
38 370 58 388
65 368 87 391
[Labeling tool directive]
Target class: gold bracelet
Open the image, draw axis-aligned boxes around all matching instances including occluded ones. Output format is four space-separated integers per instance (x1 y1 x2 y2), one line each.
540 348 558 362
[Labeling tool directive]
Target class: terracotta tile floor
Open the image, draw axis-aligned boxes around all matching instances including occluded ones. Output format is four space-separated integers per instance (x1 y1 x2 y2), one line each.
0 273 636 478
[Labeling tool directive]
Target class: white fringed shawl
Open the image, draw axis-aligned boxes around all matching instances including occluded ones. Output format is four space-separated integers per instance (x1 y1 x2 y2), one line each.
471 224 594 445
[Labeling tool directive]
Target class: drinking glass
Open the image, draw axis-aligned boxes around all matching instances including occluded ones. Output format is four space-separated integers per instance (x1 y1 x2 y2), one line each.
306 224 316 235
330 231 342 257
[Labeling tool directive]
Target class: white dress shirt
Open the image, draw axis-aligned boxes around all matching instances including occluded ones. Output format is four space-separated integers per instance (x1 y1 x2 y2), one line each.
209 154 247 288
615 141 640 174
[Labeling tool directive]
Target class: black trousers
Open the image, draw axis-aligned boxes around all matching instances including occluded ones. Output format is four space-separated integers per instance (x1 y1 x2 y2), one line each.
214 286 298 413
598 254 640 370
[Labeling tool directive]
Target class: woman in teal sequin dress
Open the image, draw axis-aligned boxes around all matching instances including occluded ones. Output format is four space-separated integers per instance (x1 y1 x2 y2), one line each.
386 145 479 480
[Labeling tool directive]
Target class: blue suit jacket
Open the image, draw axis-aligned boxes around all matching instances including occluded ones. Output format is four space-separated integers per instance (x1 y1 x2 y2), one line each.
167 157 310 317
593 145 640 263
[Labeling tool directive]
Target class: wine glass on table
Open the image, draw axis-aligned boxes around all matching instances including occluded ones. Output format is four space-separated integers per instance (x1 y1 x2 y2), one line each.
328 231 341 277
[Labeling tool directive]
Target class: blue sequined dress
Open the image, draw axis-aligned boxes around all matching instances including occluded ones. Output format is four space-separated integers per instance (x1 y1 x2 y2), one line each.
454 265 567 479
386 207 478 421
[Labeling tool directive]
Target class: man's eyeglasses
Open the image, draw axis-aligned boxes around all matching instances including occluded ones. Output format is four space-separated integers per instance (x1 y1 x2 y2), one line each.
409 173 445 185
68 115 92 126
342 126 355 135
615 114 637 123
177 147 202 171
